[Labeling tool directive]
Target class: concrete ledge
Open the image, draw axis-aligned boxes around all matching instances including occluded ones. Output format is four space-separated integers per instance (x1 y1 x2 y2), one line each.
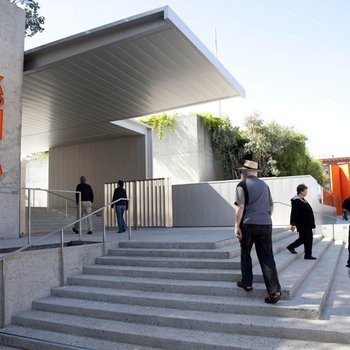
1 241 118 325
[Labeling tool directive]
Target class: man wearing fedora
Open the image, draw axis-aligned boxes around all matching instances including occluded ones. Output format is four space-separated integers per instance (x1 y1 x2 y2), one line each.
234 160 281 304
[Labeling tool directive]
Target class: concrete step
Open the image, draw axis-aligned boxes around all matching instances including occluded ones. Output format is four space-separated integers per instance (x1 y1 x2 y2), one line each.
95 255 241 269
108 248 235 259
30 296 350 343
83 264 259 282
292 240 344 319
50 285 321 319
118 239 235 249
67 273 272 299
0 325 160 349
11 310 350 349
278 237 332 299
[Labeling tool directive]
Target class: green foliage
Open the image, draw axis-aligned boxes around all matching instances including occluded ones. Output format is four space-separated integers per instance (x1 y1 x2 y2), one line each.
10 0 45 37
198 113 247 179
197 113 226 133
23 151 48 162
141 111 326 185
140 113 176 139
242 113 326 185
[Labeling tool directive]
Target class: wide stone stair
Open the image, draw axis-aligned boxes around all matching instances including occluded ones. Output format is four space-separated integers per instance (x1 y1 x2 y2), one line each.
0 228 349 349
27 207 104 235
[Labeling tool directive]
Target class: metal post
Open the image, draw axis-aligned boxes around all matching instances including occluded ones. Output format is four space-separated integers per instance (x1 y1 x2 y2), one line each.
60 229 65 286
78 192 82 241
65 199 68 218
128 199 131 240
27 189 31 245
103 207 107 255
0 260 5 328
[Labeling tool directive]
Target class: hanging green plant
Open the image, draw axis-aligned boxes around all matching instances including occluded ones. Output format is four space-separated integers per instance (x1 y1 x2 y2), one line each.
140 113 176 139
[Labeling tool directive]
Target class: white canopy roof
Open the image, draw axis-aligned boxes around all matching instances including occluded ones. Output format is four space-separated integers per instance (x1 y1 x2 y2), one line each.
22 6 245 154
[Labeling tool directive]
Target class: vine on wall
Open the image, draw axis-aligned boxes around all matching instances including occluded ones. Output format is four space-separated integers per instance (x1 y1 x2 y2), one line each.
140 113 176 139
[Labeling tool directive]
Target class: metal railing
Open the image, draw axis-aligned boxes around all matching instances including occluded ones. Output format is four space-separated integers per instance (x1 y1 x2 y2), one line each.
0 186 81 244
0 197 130 328
274 201 339 241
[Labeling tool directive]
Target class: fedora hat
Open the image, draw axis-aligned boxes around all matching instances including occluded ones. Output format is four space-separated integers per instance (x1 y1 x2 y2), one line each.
237 160 261 171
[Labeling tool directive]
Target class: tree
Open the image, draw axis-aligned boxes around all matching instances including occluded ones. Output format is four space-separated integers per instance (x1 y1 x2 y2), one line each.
198 113 247 179
10 0 45 37
242 113 326 185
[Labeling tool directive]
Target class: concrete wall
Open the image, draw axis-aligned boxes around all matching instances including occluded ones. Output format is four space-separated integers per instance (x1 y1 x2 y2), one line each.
152 114 223 184
173 175 336 231
0 1 25 238
24 158 49 207
49 136 148 209
1 241 118 326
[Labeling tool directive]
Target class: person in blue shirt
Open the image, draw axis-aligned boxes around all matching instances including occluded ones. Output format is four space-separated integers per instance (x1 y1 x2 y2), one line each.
111 180 128 233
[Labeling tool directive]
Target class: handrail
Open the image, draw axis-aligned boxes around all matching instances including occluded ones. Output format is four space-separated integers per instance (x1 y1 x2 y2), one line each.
0 197 130 328
46 189 76 203
0 186 81 242
273 201 339 240
0 197 130 263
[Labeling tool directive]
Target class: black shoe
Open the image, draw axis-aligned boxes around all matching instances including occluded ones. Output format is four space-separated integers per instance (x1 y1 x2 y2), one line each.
87 231 92 235
304 256 316 260
72 228 79 234
117 231 123 233
237 281 253 292
287 246 297 254
264 292 281 304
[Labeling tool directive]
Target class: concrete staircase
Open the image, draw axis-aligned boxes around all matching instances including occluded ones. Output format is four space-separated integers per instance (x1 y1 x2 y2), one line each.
27 207 103 234
0 228 349 349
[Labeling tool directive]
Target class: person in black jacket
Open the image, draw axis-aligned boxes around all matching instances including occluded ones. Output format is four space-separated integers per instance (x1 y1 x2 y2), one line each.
342 198 350 277
342 197 350 220
73 176 94 235
287 184 316 260
111 180 128 233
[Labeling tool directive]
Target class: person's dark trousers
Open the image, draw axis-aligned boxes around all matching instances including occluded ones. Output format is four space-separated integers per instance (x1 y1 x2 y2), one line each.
287 228 313 258
240 224 281 294
115 205 126 232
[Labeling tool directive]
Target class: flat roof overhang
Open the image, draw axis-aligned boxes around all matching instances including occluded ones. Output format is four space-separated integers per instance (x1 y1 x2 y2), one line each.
22 6 245 154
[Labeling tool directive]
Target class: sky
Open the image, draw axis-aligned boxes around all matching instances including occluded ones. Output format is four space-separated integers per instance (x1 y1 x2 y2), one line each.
24 0 350 159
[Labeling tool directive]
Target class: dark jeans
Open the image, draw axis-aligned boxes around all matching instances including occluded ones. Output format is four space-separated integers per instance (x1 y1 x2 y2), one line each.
240 224 281 294
287 227 313 258
115 205 126 232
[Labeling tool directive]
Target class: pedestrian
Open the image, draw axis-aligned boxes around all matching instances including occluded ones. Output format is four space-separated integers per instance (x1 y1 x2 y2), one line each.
234 160 281 304
342 199 350 277
111 180 128 233
286 184 316 259
73 176 94 235
342 197 350 220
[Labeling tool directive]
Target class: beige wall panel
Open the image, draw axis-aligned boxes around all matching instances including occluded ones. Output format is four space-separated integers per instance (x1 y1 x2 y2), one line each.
49 136 147 209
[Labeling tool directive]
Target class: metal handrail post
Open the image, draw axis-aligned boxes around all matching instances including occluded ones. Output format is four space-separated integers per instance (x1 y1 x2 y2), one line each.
103 207 107 255
27 189 31 245
0 260 5 328
60 229 65 286
128 199 131 240
65 199 68 218
78 192 82 241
